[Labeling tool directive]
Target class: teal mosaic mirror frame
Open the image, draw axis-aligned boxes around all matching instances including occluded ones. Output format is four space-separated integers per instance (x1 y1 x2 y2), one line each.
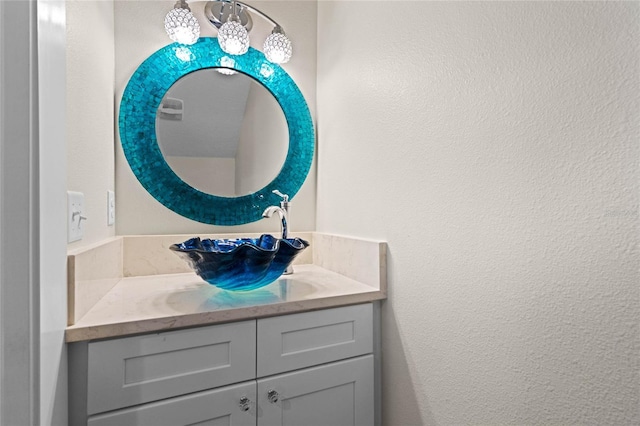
119 38 314 225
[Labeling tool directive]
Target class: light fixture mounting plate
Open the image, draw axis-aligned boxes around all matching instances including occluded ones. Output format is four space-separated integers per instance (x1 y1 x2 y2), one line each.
204 1 253 32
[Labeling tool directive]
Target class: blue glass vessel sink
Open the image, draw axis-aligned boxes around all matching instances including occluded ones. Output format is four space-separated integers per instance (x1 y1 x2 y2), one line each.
170 234 309 291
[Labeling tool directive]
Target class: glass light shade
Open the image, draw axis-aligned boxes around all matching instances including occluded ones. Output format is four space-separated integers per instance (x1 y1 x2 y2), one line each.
164 7 200 45
263 32 292 64
217 20 250 55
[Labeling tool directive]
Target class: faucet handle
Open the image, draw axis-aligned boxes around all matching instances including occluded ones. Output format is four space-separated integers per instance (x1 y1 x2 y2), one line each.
272 189 289 203
272 190 290 211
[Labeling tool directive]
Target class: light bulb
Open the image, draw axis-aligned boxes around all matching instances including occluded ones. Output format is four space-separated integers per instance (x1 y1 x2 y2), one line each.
263 31 292 64
164 6 200 45
218 20 249 55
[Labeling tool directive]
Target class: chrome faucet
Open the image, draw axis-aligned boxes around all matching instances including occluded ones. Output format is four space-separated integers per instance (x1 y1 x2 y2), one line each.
262 205 288 240
262 190 293 274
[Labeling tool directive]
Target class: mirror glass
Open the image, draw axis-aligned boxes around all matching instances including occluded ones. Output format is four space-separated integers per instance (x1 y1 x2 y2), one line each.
156 69 288 197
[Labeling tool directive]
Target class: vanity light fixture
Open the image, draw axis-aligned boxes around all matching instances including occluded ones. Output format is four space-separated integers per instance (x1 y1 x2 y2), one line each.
206 0 292 63
263 26 292 64
216 1 250 55
164 0 200 45
165 0 293 64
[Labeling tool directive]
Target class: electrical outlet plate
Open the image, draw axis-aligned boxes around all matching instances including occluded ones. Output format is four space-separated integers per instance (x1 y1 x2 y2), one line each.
107 190 115 226
68 191 85 242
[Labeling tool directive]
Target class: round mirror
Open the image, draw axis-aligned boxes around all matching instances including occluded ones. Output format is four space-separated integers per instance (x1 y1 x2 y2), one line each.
119 38 314 225
156 69 288 197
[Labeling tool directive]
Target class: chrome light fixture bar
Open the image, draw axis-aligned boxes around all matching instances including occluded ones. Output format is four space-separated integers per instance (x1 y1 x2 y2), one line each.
165 0 292 64
204 0 253 32
215 0 250 55
206 0 292 63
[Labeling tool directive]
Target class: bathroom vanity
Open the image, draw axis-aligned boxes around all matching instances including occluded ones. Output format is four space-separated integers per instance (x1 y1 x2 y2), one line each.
68 5 385 424
66 233 386 426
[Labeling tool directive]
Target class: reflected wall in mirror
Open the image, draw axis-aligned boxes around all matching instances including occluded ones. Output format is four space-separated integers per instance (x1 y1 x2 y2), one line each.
156 69 288 197
119 38 314 226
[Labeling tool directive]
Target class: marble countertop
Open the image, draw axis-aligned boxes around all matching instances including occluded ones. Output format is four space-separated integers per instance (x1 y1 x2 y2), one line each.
66 264 384 342
66 232 387 343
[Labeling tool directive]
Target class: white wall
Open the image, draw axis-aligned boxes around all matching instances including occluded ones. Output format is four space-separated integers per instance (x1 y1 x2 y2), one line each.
39 0 69 424
66 0 116 249
115 0 317 235
1 1 40 424
317 2 639 425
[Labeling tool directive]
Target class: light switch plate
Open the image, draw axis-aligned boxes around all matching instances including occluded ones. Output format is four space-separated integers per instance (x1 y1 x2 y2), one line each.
68 191 85 242
107 190 115 226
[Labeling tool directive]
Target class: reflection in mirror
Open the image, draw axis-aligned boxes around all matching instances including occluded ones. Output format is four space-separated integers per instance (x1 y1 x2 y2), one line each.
156 68 288 197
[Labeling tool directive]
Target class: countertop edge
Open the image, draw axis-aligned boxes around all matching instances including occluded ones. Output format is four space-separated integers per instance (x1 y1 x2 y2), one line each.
65 291 385 343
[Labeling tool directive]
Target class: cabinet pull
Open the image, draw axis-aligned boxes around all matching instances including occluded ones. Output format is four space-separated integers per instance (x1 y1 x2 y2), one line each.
267 389 279 403
239 396 251 411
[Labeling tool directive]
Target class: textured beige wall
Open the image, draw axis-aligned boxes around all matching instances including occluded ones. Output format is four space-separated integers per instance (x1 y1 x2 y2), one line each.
66 0 115 249
114 0 317 235
317 1 639 424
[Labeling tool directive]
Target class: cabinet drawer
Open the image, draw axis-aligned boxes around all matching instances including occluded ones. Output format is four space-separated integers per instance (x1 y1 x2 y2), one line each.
257 303 373 377
87 321 256 415
88 380 256 426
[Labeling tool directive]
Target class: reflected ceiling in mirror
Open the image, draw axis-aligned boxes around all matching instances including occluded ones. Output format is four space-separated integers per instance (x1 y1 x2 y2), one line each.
156 69 288 197
119 38 314 225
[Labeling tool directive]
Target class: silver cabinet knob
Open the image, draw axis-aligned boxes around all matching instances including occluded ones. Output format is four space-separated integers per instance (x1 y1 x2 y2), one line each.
267 389 279 403
239 396 251 411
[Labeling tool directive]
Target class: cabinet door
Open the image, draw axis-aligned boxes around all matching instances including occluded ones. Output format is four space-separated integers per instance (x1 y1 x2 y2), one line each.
87 381 256 426
257 355 373 426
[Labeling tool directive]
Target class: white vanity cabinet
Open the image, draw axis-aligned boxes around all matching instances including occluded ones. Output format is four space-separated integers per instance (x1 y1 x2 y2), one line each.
69 303 377 426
